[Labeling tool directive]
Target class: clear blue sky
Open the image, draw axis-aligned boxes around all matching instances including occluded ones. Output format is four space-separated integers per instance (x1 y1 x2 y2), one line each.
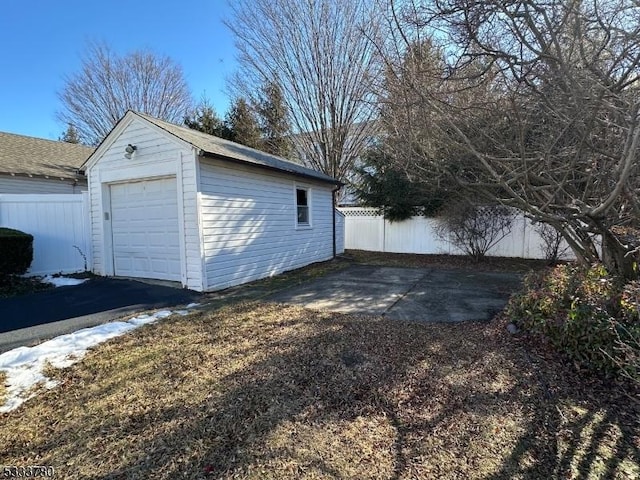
0 0 235 140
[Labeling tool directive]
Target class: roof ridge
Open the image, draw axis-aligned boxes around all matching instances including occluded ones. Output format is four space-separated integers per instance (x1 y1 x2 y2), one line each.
133 111 308 169
128 111 340 185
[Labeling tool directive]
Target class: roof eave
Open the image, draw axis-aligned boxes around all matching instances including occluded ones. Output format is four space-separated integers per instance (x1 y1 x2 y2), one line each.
0 171 87 183
199 151 343 187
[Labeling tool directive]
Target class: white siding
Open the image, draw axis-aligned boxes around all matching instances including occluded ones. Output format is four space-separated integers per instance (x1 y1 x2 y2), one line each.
87 118 202 290
0 175 85 194
199 159 336 291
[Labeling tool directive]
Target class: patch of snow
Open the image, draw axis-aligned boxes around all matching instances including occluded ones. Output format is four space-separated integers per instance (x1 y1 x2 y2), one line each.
42 275 88 287
186 302 201 309
0 305 199 414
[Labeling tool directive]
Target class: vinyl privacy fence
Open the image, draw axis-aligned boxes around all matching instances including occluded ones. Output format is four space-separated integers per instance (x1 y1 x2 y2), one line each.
0 193 91 275
338 207 573 260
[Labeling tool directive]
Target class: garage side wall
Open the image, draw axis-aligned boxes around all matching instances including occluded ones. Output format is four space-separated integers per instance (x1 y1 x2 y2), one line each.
199 158 335 291
87 118 203 290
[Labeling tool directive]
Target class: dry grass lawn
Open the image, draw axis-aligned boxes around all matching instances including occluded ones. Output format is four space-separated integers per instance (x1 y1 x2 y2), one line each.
1 302 638 479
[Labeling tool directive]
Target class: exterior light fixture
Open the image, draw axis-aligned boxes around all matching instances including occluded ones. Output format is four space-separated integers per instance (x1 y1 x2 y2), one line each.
124 144 137 159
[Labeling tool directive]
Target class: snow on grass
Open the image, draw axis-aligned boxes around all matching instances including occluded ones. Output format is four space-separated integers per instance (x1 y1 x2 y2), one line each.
42 275 88 287
0 307 197 413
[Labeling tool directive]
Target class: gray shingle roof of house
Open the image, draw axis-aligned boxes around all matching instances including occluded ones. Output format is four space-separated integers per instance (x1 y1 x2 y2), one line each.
0 131 94 180
135 112 340 185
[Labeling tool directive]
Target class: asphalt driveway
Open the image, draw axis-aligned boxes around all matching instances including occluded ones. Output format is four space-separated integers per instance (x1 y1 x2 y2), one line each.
270 265 522 322
0 278 201 353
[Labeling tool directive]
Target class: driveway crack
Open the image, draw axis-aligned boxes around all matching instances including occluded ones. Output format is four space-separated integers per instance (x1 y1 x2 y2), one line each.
381 270 430 317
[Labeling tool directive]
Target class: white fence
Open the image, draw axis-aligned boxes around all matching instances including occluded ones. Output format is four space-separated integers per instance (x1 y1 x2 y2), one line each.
0 193 91 275
339 207 572 260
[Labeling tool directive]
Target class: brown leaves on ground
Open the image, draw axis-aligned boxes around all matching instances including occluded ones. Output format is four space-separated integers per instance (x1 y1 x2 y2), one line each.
1 302 638 479
0 370 6 406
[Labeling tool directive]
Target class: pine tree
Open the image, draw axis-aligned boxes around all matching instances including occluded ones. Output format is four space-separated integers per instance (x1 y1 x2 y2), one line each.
256 82 291 157
226 98 261 149
184 98 231 139
59 124 81 144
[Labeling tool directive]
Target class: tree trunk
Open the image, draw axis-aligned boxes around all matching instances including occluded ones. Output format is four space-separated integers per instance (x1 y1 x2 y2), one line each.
601 230 637 280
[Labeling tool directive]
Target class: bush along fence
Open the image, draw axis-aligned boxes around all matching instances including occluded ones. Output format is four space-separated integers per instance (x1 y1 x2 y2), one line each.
0 227 33 275
338 207 574 261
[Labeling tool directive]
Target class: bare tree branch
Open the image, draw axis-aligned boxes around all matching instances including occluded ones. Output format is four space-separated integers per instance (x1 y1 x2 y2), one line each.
225 0 382 183
57 42 193 145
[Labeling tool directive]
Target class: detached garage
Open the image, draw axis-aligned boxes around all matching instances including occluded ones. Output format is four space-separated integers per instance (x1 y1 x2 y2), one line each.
83 111 343 291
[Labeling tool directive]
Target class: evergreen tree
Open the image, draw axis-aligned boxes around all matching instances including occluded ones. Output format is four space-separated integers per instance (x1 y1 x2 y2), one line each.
355 144 453 222
256 82 291 157
59 124 81 144
226 98 261 149
184 98 231 139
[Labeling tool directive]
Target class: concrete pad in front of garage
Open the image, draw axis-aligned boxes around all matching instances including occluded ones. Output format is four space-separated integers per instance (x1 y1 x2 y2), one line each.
385 269 522 322
270 265 425 316
270 264 522 322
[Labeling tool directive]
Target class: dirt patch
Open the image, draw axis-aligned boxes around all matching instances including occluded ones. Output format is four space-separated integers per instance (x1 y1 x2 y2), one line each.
346 249 551 273
1 302 637 479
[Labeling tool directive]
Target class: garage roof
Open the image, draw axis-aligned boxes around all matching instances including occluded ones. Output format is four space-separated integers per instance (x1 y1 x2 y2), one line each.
134 112 341 186
0 131 94 180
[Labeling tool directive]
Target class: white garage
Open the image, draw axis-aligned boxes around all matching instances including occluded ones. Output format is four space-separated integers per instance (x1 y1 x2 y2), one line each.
83 111 344 291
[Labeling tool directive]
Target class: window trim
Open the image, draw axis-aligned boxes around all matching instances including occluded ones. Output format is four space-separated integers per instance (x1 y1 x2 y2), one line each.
294 184 312 229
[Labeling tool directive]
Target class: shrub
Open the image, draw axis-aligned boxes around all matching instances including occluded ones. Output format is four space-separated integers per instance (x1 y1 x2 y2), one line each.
0 227 34 275
534 222 569 263
507 263 640 382
435 201 515 261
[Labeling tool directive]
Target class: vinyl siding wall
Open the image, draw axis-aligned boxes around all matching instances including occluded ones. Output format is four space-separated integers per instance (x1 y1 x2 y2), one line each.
0 175 85 194
199 158 336 291
87 118 202 290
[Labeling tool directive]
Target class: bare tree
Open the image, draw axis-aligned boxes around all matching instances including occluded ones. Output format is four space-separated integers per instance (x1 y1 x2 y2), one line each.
226 0 381 183
378 0 640 278
58 43 193 145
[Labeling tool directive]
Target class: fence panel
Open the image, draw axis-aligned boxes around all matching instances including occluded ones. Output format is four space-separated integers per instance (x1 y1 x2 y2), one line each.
335 209 345 254
384 216 453 254
0 193 90 275
341 208 385 251
338 207 573 260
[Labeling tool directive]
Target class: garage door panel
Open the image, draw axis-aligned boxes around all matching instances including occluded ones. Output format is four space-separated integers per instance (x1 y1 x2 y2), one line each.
110 177 181 282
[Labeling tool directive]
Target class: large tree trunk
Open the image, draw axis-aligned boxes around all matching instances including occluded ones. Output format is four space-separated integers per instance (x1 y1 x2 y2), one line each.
601 230 637 280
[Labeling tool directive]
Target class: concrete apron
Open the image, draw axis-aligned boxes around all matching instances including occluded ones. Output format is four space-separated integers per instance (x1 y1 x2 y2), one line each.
270 265 523 323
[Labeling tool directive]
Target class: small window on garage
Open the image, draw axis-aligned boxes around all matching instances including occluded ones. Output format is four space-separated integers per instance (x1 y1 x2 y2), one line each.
296 187 310 226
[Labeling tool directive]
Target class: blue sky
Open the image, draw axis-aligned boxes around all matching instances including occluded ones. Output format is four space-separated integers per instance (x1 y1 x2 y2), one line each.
0 0 235 140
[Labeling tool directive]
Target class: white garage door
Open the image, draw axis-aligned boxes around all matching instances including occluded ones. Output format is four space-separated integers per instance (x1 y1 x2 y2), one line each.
110 177 181 281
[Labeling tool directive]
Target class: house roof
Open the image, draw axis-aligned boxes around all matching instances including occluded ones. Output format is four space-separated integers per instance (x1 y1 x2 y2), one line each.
133 112 341 186
0 131 94 181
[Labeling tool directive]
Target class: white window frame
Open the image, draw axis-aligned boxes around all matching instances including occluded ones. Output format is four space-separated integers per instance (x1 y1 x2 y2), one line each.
294 184 312 229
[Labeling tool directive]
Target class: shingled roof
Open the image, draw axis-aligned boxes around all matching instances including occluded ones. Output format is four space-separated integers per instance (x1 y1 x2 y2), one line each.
133 112 341 186
0 131 94 180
